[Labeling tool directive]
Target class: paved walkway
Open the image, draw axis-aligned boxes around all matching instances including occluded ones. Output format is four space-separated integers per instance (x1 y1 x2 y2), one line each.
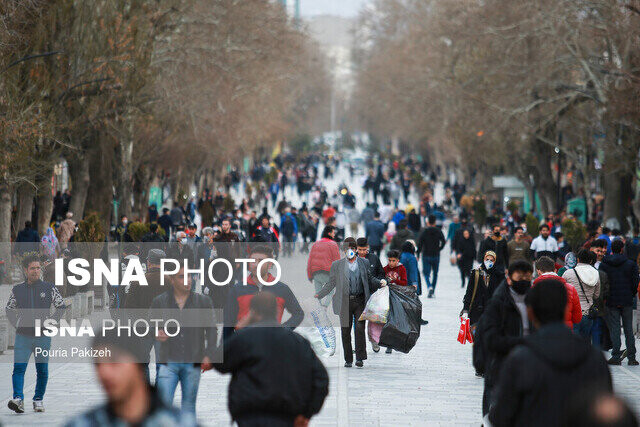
1 163 639 425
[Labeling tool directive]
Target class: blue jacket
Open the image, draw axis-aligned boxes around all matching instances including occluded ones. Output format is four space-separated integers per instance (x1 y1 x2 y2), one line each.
6 280 65 336
280 213 298 237
400 252 419 287
392 211 406 225
599 254 639 307
365 220 385 247
16 227 40 243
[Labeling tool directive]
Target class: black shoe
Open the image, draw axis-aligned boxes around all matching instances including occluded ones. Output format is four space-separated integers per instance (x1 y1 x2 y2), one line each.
420 319 429 325
355 360 364 368
385 348 392 354
344 362 352 368
607 357 622 365
621 349 628 360
629 359 639 366
475 371 484 378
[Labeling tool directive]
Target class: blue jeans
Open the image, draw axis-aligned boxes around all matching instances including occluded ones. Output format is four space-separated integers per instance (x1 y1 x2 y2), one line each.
573 316 593 341
422 256 440 290
12 334 51 401
156 363 201 414
606 306 636 360
590 317 604 349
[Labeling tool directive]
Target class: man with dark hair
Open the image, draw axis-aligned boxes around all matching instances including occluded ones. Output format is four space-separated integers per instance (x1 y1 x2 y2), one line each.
315 238 386 368
6 254 66 413
478 259 533 415
598 227 613 255
158 207 173 237
151 265 216 415
356 237 385 280
530 224 558 259
507 226 530 262
600 239 639 365
215 292 329 426
477 223 509 271
65 331 196 426
417 214 446 298
15 221 40 255
534 256 582 331
489 279 612 427
390 218 414 251
590 238 608 269
225 245 303 338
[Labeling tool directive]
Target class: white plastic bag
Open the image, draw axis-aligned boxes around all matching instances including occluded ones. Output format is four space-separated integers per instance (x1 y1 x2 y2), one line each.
359 286 390 323
298 298 336 357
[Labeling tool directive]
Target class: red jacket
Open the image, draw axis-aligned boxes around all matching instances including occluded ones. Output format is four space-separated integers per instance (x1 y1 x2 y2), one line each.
307 238 340 280
533 273 582 329
383 264 408 286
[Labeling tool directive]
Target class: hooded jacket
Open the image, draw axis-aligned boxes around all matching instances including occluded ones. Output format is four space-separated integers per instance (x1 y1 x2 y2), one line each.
599 253 639 307
562 264 600 314
489 323 612 427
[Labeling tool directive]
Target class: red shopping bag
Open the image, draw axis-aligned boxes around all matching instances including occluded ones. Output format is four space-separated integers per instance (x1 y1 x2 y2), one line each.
457 317 474 345
457 317 469 344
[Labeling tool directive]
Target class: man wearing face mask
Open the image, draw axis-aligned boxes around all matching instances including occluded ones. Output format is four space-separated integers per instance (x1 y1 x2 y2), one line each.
315 238 387 368
166 231 195 268
477 224 509 271
478 259 533 415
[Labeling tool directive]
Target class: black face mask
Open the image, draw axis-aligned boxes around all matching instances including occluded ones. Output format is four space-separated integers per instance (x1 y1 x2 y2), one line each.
511 280 531 295
494 231 501 237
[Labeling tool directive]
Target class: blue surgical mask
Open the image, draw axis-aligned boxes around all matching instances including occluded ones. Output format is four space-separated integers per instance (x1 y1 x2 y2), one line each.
484 260 494 270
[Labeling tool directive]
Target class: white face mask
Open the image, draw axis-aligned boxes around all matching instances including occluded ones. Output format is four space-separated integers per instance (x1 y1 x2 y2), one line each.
484 259 494 270
180 238 188 245
347 249 356 259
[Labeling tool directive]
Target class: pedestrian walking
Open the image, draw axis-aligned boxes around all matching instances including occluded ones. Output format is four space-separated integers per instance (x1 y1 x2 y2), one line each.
530 224 559 260
599 239 639 365
456 228 476 288
6 254 66 414
477 224 509 270
416 215 445 298
488 279 612 427
315 238 386 368
214 292 329 426
307 226 341 307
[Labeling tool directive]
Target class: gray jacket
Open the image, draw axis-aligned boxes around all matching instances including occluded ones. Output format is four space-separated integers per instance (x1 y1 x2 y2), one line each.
316 257 382 322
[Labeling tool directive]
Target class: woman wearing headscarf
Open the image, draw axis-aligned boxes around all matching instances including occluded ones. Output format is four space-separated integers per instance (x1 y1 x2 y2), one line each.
456 228 477 288
40 227 60 261
460 251 501 326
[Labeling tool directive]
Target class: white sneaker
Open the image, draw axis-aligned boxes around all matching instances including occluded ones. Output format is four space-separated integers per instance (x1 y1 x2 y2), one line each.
33 400 45 413
8 398 24 414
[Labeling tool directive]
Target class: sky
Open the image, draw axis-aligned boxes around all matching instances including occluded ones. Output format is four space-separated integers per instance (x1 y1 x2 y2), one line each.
299 0 370 17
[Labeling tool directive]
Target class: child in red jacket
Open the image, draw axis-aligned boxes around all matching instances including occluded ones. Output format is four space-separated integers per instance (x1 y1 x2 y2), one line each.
382 250 408 354
384 250 408 286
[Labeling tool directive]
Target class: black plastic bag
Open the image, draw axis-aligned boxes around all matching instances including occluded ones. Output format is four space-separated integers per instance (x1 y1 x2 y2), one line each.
378 284 422 353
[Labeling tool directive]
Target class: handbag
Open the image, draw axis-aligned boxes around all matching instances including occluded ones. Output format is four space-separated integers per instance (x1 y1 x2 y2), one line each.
574 268 600 318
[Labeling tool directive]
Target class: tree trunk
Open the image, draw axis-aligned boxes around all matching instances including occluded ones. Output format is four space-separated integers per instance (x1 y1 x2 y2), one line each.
14 184 35 238
0 181 12 263
533 137 558 216
85 136 114 232
36 172 54 235
68 153 91 220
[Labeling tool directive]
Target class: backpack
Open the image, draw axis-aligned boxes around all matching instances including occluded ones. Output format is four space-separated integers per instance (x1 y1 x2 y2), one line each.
282 215 295 237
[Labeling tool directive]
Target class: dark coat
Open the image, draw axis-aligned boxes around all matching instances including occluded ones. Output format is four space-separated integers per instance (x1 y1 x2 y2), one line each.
416 226 445 257
480 282 526 386
390 228 414 251
489 323 612 427
462 266 503 325
477 236 509 268
214 323 329 421
457 236 477 269
364 253 385 280
599 253 639 307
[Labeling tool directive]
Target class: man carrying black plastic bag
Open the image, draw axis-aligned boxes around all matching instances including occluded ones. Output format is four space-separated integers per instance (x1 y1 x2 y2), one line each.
378 284 422 353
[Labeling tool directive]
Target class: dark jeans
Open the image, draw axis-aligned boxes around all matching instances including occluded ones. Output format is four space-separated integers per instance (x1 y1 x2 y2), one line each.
422 256 440 290
606 306 636 360
574 316 594 341
341 295 366 363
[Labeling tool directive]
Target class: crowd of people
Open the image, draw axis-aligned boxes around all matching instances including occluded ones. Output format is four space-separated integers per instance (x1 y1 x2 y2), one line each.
3 152 640 425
